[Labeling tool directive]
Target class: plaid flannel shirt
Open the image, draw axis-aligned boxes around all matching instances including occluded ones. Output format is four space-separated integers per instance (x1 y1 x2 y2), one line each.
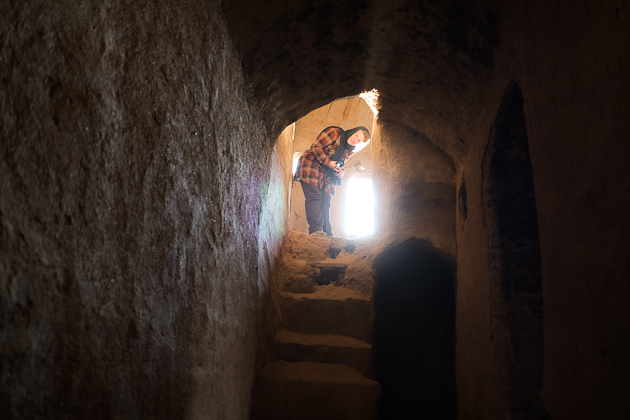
295 126 354 196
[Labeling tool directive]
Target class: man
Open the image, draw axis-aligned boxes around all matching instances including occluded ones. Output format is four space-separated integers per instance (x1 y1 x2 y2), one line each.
294 126 371 237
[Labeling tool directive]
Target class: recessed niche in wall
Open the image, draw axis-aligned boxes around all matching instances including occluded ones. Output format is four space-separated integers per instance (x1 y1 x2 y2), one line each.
482 82 546 418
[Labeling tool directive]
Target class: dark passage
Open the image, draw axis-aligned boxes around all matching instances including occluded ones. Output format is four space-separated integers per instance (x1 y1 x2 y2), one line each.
374 239 457 420
483 82 545 418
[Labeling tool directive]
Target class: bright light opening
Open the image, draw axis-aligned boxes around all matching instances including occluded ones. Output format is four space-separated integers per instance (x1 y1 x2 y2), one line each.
345 174 375 237
292 151 302 175
359 89 380 116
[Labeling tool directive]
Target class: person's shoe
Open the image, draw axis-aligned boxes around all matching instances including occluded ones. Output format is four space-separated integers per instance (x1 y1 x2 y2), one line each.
309 230 326 237
326 233 336 238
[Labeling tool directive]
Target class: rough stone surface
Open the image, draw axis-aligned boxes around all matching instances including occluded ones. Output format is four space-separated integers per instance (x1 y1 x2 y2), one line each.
275 229 379 297
273 330 373 377
373 119 457 258
2 0 629 419
0 1 286 419
280 287 373 342
226 0 629 418
252 360 379 420
254 228 378 419
480 83 544 418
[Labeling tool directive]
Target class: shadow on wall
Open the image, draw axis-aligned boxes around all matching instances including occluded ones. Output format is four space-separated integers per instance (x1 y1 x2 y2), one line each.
373 238 457 420
482 82 545 418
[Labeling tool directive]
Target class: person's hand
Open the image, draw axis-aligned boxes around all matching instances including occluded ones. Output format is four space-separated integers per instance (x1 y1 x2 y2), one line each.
327 160 342 175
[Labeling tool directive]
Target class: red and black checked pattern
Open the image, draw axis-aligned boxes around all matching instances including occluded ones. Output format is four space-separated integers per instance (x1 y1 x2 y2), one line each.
295 126 354 196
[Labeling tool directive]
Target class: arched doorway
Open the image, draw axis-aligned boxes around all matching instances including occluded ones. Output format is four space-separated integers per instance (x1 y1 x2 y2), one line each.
374 239 457 419
288 96 376 238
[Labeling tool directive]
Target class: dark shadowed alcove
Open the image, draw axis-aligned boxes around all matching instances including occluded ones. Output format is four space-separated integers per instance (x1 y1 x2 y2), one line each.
482 82 546 418
373 239 457 419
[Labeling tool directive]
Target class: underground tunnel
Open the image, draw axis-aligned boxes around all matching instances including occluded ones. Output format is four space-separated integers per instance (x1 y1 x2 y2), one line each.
1 0 629 419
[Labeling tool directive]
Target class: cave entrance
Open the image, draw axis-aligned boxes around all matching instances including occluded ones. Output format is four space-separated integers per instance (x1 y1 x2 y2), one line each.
374 239 457 419
288 94 377 238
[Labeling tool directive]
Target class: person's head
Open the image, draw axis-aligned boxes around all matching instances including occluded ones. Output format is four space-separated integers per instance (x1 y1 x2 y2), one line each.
347 128 371 146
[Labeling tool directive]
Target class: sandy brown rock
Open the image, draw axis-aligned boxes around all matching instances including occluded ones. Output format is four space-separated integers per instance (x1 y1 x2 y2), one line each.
273 330 373 377
252 361 379 420
280 286 373 342
0 1 286 419
2 0 629 419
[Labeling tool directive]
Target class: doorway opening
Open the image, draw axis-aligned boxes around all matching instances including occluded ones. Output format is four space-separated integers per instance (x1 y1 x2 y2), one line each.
373 239 457 419
288 93 377 238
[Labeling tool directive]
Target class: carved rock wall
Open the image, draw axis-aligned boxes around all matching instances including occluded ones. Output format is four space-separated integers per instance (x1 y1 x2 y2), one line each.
1 0 629 419
0 1 287 419
227 0 630 418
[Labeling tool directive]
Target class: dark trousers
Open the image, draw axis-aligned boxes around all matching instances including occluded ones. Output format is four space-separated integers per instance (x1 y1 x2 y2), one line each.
301 181 333 236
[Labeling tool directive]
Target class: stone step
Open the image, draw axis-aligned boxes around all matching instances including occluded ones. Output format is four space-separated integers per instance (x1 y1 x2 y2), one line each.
308 262 349 285
281 260 350 293
273 330 373 377
251 360 380 420
279 286 374 342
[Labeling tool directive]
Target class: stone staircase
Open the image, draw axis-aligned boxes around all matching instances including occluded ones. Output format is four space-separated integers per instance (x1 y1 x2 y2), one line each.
251 231 379 420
